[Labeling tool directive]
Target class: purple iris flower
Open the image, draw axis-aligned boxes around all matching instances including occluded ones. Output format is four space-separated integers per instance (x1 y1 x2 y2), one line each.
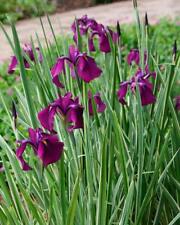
88 91 106 116
117 67 156 106
175 96 180 111
71 15 119 53
88 24 119 53
71 15 98 42
38 92 84 132
51 45 102 87
16 128 64 171
127 49 147 65
8 44 43 74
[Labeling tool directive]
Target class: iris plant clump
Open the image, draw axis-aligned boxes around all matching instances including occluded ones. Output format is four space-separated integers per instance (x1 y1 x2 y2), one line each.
0 5 179 225
14 16 157 170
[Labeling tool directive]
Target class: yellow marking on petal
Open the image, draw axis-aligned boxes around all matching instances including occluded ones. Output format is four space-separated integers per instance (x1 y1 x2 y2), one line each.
42 140 47 146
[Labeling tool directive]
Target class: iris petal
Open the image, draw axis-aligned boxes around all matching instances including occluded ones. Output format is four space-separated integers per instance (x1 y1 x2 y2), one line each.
76 55 102 82
38 106 56 131
99 33 111 53
8 56 18 74
67 104 84 132
51 58 65 88
88 91 106 115
88 37 96 52
139 81 156 106
117 82 129 105
16 140 33 171
37 139 64 167
94 93 106 113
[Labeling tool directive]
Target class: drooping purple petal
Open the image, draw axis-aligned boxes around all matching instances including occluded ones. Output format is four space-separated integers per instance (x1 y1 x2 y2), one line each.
89 24 111 53
38 106 56 131
67 105 84 132
51 58 65 88
23 44 35 61
94 93 106 113
108 27 119 43
16 140 33 171
99 33 111 53
76 55 102 82
8 56 18 74
18 156 32 171
37 136 64 166
127 49 147 66
117 81 129 105
88 91 106 115
28 128 38 144
138 80 156 106
88 37 96 52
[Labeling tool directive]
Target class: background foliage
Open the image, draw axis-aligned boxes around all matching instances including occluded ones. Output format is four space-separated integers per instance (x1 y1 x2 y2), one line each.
0 0 54 23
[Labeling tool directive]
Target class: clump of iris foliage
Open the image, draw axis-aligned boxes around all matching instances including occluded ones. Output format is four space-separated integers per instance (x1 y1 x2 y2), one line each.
0 1 180 225
0 0 55 23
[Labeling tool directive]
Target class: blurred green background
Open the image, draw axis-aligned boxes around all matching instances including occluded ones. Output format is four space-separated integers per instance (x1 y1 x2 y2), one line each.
0 0 55 23
0 0 123 23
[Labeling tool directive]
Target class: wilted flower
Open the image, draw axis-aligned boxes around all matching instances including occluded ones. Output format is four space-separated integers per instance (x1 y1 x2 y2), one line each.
72 15 119 53
127 49 147 66
38 92 84 132
175 96 180 111
8 44 43 74
117 67 156 106
16 128 64 171
51 45 102 87
88 91 106 116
